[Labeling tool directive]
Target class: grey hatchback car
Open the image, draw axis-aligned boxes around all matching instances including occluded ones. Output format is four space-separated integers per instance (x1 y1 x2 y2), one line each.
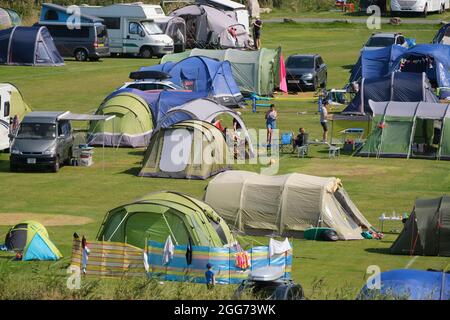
10 112 74 172
286 54 327 92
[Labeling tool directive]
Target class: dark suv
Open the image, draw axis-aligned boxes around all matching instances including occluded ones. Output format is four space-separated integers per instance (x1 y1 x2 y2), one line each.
286 54 327 92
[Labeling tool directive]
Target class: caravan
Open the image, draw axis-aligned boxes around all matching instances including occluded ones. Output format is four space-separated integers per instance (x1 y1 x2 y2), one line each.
79 3 174 58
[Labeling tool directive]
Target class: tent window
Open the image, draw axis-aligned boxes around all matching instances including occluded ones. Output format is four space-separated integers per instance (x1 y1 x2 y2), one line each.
208 219 228 245
411 118 442 158
4 101 10 117
44 9 58 21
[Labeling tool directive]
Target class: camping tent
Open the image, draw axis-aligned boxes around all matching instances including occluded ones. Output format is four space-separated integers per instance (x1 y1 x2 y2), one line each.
88 90 154 148
0 26 64 66
349 45 407 84
196 0 250 32
343 72 438 114
390 196 450 256
0 7 21 29
96 191 235 248
140 56 243 107
204 171 374 240
170 4 249 49
358 101 450 159
432 23 450 45
0 83 32 120
4 220 62 261
162 48 287 96
390 44 450 89
155 98 255 157
139 120 232 179
358 269 449 300
155 16 186 53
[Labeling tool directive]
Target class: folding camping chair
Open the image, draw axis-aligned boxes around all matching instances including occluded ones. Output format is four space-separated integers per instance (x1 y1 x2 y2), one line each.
280 132 293 153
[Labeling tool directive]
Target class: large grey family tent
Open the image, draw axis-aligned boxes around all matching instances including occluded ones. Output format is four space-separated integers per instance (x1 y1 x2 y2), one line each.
343 72 438 114
96 191 235 248
140 56 243 107
358 101 450 160
432 23 450 45
88 90 153 148
5 220 62 261
170 4 249 49
156 98 255 157
0 7 21 29
139 120 231 179
0 26 64 66
196 0 250 32
391 196 450 257
204 171 374 240
162 48 287 96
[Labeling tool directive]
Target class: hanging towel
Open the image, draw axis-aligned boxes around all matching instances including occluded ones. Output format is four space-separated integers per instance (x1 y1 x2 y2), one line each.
186 237 193 265
269 238 292 257
235 251 251 269
162 235 175 265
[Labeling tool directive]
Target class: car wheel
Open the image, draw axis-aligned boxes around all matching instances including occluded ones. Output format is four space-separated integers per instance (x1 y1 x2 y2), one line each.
75 49 88 62
52 156 60 173
140 47 153 59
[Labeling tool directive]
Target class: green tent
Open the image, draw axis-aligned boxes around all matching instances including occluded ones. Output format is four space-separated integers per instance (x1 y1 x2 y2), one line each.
87 92 153 148
96 191 236 248
358 101 450 160
391 196 450 257
161 48 282 96
4 220 62 261
139 120 232 180
0 83 32 120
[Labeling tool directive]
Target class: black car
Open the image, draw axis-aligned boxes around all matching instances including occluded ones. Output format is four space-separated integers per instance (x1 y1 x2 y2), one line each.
286 54 327 92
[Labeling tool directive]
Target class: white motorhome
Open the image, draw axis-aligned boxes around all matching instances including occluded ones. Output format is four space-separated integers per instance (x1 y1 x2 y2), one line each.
391 0 449 16
0 85 11 151
79 3 174 58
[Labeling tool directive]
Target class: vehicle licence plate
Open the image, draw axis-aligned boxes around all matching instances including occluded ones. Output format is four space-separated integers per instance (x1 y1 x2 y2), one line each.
27 158 36 164
288 80 300 84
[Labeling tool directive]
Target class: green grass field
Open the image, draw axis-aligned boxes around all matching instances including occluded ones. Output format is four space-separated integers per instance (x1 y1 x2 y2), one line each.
0 22 449 300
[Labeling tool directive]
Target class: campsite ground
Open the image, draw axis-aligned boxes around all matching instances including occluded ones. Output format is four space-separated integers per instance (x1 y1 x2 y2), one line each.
0 22 449 299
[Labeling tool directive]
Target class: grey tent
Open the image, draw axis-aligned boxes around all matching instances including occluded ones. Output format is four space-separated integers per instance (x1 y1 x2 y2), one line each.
155 16 186 53
204 171 374 240
170 4 249 49
391 196 450 257
156 98 255 157
343 72 438 114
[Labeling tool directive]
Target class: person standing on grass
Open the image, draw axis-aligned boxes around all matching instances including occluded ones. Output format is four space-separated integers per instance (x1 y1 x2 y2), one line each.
265 104 277 146
205 263 215 289
320 100 329 143
253 18 262 49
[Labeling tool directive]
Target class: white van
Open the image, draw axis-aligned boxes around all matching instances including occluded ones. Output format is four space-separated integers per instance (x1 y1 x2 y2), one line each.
391 0 449 17
79 3 174 58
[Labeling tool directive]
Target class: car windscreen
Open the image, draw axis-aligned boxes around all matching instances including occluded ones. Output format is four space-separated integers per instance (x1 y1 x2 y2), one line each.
286 57 314 69
16 123 56 140
142 21 163 35
365 37 394 47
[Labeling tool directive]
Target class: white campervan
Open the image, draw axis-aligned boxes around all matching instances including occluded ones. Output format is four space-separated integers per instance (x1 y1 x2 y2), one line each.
79 3 174 58
391 0 449 16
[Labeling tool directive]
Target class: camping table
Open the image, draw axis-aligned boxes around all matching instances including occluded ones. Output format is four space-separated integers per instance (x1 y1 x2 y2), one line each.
379 216 403 233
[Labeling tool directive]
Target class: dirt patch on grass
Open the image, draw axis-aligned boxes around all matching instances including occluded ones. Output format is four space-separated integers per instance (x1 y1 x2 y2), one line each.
0 213 94 226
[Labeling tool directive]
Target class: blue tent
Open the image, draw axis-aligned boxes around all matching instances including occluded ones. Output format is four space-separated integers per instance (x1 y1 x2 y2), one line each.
343 72 438 114
0 26 64 66
140 56 243 107
432 23 450 44
106 88 207 127
358 269 449 300
390 44 450 89
349 45 407 83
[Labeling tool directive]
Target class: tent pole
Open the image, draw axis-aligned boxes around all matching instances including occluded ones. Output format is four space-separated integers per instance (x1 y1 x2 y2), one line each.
406 102 421 159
